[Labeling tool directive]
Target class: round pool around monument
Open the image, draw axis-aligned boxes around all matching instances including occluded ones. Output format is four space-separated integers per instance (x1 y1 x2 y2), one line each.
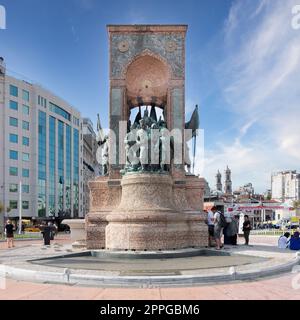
2 244 299 287
30 249 267 276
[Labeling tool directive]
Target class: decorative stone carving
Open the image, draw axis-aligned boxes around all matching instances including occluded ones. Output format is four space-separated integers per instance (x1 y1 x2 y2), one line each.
109 27 186 79
118 40 129 52
165 40 177 52
105 173 207 251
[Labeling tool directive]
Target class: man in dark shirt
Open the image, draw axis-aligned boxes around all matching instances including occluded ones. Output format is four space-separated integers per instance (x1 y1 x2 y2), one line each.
243 215 251 245
5 220 15 248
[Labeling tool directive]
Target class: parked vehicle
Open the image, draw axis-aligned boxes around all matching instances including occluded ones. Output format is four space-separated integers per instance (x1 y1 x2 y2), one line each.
58 224 71 233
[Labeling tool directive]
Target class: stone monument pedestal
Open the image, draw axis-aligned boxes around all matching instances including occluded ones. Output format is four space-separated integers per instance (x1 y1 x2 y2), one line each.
105 173 207 251
85 176 121 249
62 219 86 249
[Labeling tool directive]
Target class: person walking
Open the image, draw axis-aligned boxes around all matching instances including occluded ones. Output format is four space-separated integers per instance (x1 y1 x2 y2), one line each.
206 208 215 247
226 215 239 245
243 215 252 245
223 211 232 245
40 222 55 246
214 208 227 250
5 220 15 249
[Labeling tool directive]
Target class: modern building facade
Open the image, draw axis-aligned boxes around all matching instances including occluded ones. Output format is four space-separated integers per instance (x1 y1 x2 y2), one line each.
0 59 83 223
272 170 300 203
82 118 98 216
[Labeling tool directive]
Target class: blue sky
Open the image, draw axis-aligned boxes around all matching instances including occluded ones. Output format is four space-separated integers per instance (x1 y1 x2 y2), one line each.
1 0 300 193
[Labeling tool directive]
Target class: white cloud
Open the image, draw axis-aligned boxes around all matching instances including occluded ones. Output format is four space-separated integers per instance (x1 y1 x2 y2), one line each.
203 0 300 193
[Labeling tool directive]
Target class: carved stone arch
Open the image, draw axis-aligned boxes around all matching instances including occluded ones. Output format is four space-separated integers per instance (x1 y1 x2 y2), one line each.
121 49 173 80
123 50 172 109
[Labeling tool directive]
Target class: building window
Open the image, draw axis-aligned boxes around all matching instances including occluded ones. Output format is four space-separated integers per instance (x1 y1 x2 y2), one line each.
22 121 29 130
22 105 29 115
9 200 18 209
9 167 18 176
22 152 30 161
9 85 18 97
9 100 18 111
73 116 80 126
38 96 47 108
9 117 18 127
22 201 29 210
22 136 29 146
38 110 47 217
9 150 18 160
9 134 18 144
49 116 56 216
22 90 29 102
73 128 79 218
22 168 29 178
65 124 72 212
49 102 71 121
58 120 64 212
9 184 18 193
22 184 29 194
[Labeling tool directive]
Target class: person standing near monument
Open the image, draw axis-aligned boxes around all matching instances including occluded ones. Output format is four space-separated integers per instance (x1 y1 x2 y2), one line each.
5 220 15 249
226 215 239 245
207 208 215 247
243 215 252 245
214 208 226 250
40 222 55 246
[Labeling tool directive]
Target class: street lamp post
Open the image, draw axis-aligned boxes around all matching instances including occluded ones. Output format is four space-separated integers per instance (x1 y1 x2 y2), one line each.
18 180 22 235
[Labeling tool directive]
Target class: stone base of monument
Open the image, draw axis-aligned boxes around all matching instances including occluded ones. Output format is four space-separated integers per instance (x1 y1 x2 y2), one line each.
104 173 208 251
62 219 86 249
85 176 122 249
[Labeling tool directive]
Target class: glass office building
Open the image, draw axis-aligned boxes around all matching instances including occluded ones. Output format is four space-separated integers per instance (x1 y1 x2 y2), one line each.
0 64 83 220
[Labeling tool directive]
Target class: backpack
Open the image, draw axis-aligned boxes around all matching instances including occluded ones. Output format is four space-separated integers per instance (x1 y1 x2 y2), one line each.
218 212 228 228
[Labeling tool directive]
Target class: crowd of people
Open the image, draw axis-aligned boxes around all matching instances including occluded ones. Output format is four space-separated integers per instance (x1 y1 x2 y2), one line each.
206 207 300 252
278 231 300 250
206 207 252 250
3 220 58 249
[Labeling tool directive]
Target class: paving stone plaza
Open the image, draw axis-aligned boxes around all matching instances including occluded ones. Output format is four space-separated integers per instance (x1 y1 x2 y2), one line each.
1 235 300 299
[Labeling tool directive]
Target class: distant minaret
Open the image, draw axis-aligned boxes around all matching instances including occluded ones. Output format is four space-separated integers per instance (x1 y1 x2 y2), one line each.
224 166 232 195
216 170 222 192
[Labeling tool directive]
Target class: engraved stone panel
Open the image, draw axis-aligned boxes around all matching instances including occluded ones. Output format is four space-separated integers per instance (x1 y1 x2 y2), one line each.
111 34 184 79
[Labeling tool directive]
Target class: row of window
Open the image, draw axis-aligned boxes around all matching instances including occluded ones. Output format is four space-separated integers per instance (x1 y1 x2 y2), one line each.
9 117 30 130
9 184 30 193
11 85 81 131
8 200 29 210
10 85 30 102
38 95 47 108
9 150 30 161
9 167 29 177
9 100 30 115
49 102 71 121
9 134 30 146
